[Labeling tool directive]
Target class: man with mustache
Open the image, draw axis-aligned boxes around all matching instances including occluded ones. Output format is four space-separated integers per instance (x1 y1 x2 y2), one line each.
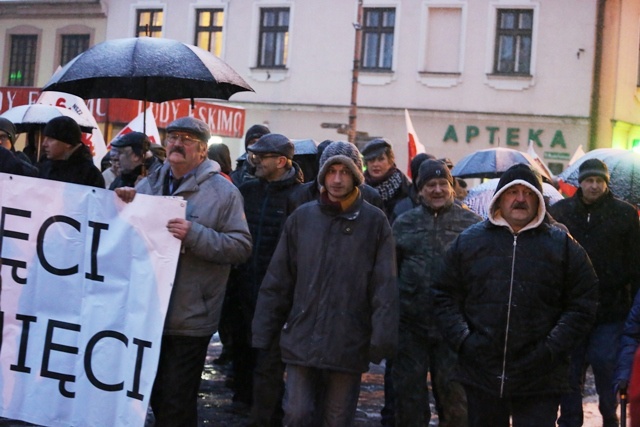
431 163 598 427
115 116 252 427
549 158 640 427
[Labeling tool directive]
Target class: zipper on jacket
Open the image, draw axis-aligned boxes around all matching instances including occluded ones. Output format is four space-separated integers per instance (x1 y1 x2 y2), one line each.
500 233 518 398
587 212 591 223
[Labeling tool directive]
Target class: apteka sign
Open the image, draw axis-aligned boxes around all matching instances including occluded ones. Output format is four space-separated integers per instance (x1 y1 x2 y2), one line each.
0 173 184 426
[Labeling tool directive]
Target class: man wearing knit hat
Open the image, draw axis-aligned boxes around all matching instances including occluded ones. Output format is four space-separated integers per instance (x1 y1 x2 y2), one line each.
229 133 303 424
392 159 481 426
550 158 640 427
432 163 598 427
252 147 398 425
38 116 104 188
287 140 383 212
115 116 251 427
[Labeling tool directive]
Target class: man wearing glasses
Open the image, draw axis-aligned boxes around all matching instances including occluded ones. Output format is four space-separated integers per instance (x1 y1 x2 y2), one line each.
115 116 252 427
230 133 303 425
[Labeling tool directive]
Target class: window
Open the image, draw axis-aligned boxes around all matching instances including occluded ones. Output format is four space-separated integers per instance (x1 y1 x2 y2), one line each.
493 9 533 75
60 34 90 66
8 35 37 86
257 8 289 68
361 8 395 70
136 9 163 38
195 9 224 56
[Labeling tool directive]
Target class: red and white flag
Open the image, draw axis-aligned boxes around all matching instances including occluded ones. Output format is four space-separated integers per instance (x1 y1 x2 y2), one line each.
111 107 161 148
37 91 107 168
405 109 426 178
527 139 553 180
568 144 586 166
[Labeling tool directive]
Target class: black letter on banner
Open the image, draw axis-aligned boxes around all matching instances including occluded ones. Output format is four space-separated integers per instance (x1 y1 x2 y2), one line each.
37 216 80 276
1 207 31 285
127 338 152 401
85 221 108 282
84 330 127 392
41 319 80 398
10 314 37 373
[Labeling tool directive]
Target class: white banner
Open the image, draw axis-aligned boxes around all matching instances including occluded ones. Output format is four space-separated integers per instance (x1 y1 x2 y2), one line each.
0 173 184 426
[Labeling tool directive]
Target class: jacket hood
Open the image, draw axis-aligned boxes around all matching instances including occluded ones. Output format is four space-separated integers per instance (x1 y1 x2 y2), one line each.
488 179 546 233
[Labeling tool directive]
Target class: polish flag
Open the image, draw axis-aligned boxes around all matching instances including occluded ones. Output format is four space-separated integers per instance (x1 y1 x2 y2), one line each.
111 107 161 148
37 91 107 168
527 139 554 180
405 109 426 178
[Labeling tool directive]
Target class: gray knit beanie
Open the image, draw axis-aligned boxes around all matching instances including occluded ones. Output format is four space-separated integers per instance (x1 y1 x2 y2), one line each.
317 141 364 186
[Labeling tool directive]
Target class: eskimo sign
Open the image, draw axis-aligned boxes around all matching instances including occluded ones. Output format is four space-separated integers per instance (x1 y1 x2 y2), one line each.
0 174 184 427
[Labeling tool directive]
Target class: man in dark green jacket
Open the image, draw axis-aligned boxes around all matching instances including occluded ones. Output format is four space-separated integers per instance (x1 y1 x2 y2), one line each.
392 159 481 427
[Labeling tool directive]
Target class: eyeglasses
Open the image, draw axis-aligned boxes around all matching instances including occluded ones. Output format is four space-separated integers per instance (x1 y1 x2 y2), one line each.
166 133 201 146
247 152 281 166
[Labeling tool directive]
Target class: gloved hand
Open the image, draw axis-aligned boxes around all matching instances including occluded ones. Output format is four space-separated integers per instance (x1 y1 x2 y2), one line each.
617 379 629 395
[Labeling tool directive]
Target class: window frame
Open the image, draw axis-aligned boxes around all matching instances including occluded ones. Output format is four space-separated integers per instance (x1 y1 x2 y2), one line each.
60 34 90 66
194 8 224 57
136 8 163 38
256 7 290 69
492 8 534 76
8 34 38 86
361 7 396 71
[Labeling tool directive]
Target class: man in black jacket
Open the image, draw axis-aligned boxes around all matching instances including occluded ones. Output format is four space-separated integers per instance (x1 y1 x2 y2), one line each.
550 158 640 427
38 116 104 188
232 133 303 425
432 164 598 427
109 131 162 189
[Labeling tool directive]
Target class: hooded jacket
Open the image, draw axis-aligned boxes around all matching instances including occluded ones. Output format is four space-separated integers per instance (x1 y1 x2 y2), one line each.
136 159 252 336
252 193 399 373
431 179 598 397
549 189 640 324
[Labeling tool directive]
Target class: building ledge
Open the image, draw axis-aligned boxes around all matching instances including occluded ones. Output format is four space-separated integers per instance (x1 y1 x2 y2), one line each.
0 1 107 19
484 73 535 91
418 71 462 88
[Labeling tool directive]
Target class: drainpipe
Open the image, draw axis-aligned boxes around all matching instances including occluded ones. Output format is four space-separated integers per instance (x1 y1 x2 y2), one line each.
348 0 363 144
589 0 606 151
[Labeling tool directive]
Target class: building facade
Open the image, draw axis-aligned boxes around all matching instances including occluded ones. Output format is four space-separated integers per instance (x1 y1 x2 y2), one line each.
1 0 639 172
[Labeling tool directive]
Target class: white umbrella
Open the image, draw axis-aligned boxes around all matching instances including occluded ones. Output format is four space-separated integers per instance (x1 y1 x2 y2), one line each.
0 104 96 133
464 178 564 219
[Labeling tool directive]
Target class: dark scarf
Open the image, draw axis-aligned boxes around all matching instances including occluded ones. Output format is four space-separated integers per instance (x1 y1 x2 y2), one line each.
366 167 404 202
319 187 360 214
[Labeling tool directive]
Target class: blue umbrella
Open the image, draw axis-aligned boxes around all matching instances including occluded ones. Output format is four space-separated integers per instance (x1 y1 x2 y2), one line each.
451 147 552 182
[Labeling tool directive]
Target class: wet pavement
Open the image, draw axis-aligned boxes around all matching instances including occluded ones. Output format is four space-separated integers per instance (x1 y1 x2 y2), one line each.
0 334 620 426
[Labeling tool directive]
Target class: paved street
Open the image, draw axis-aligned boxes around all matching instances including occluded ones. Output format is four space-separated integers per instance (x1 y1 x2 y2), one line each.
0 333 622 426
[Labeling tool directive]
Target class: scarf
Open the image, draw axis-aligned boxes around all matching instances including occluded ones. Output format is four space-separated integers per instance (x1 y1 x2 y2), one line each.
319 187 360 213
366 167 404 202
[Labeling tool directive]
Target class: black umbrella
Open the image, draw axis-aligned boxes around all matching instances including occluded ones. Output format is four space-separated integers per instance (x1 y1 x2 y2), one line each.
41 37 254 104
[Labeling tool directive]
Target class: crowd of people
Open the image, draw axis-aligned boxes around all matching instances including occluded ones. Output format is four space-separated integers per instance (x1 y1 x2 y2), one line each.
2 114 640 427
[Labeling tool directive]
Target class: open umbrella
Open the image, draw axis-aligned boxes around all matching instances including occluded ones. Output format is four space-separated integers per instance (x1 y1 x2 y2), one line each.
0 104 96 133
557 149 640 207
41 37 254 104
464 178 564 219
451 147 553 182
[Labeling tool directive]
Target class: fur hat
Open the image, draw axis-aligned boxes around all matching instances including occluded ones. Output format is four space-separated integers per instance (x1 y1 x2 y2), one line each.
0 117 16 146
578 158 610 184
318 141 364 186
43 116 82 146
111 131 150 156
166 117 211 143
361 138 393 161
417 159 454 189
244 124 270 149
248 133 294 160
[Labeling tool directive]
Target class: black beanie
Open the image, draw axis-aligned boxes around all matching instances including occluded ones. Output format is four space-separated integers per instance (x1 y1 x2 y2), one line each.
493 163 543 196
244 124 270 149
417 159 453 189
43 116 82 146
0 117 16 146
410 153 436 183
578 158 610 184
